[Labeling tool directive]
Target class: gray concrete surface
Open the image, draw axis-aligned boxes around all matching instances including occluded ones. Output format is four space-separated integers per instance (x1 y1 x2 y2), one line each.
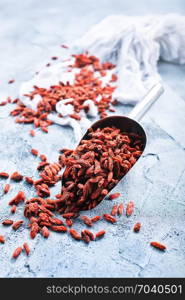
0 0 185 278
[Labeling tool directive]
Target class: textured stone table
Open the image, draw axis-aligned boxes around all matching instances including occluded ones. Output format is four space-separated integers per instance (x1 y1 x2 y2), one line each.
0 0 185 278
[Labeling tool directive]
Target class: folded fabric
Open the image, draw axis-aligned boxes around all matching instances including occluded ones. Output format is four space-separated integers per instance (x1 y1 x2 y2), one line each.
19 14 185 138
74 14 185 104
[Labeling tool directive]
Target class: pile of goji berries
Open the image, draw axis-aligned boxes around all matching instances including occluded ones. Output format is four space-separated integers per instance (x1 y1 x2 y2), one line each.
0 126 166 258
9 53 117 136
20 125 144 244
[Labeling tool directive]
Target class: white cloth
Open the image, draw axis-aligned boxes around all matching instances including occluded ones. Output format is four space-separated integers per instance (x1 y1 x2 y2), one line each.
74 14 185 104
20 14 185 138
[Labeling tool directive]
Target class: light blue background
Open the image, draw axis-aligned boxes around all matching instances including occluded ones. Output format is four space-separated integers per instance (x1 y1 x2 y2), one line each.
0 0 185 277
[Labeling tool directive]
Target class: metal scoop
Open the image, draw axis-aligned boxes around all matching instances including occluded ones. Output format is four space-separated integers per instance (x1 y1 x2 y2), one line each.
84 82 164 149
62 82 164 210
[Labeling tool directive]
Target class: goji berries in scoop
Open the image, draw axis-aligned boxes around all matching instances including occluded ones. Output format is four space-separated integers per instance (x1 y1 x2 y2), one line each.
57 126 143 213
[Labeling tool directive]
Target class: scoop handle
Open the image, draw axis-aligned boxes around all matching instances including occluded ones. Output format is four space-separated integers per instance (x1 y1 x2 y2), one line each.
128 82 164 121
